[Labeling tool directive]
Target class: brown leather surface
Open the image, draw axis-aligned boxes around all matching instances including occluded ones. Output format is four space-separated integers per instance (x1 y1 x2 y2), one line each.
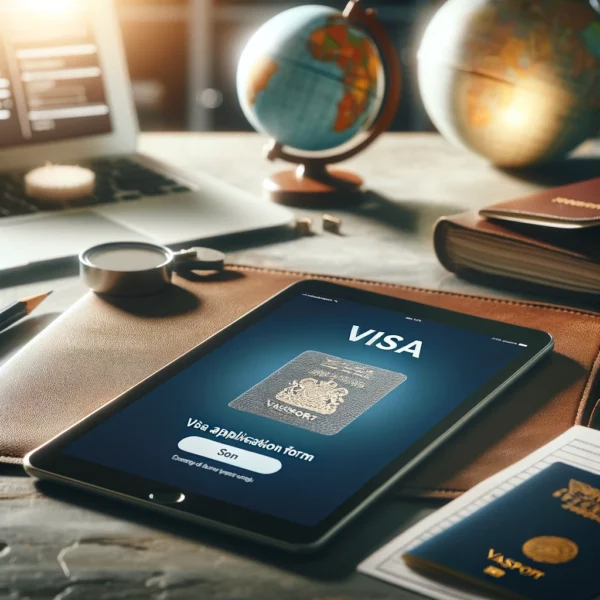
480 176 600 226
2 265 599 499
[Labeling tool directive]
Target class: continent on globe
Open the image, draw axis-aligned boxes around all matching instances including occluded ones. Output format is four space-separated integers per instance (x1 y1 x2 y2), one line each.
246 57 279 106
309 16 380 132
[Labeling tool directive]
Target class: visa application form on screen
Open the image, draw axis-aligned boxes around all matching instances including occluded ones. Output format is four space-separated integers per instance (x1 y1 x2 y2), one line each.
60 289 530 527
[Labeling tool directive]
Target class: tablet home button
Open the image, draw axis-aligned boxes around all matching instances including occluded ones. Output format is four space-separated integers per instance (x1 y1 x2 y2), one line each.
148 490 186 505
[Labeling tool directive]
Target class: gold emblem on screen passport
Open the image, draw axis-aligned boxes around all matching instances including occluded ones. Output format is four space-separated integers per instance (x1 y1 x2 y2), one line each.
522 536 579 564
553 479 600 524
276 378 349 415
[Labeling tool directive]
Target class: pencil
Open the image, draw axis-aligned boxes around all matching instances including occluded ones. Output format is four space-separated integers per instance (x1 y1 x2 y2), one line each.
0 291 52 334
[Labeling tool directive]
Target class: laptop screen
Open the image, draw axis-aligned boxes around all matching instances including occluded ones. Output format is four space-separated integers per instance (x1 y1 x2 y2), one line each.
0 0 113 149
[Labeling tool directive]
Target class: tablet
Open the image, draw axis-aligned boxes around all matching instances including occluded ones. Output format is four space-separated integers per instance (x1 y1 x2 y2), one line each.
25 280 553 551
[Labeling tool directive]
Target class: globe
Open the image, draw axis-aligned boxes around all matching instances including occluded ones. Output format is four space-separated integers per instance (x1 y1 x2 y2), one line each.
418 0 600 168
237 4 385 153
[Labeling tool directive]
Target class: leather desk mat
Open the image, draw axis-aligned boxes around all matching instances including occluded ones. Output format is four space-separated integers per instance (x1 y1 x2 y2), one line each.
2 265 599 499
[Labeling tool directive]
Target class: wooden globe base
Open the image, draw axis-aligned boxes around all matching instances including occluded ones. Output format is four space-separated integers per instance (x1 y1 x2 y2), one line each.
264 164 364 207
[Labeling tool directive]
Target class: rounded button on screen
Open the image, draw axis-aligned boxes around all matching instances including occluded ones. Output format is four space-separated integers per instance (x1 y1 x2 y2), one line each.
178 437 282 474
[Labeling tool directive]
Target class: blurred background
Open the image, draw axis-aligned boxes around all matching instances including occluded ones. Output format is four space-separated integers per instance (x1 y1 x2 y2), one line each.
116 0 442 133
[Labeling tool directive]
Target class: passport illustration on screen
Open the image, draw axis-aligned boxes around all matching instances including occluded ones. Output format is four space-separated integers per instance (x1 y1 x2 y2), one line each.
229 351 407 435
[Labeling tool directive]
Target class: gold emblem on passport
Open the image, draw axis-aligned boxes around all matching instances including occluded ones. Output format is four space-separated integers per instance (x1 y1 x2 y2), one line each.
553 479 600 524
522 536 579 565
275 378 348 415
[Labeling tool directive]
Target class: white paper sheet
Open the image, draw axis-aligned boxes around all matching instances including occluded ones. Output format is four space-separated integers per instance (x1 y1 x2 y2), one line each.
358 426 600 600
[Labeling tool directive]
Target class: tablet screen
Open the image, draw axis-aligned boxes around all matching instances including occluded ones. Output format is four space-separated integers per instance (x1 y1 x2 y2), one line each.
62 287 531 527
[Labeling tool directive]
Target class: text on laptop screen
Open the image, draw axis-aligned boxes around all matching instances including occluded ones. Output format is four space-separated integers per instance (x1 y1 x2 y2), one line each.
0 0 112 148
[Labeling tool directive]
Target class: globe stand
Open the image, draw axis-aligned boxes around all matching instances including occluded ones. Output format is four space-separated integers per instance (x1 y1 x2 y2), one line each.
262 0 402 208
264 150 364 207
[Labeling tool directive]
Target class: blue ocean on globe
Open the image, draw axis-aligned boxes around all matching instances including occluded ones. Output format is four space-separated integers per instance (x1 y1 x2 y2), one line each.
237 5 384 152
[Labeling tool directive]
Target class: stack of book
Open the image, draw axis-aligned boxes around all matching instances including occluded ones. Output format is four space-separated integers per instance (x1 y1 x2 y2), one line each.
434 177 600 300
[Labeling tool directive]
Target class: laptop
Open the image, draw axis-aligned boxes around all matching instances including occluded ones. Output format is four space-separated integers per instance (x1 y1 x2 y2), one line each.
0 0 292 273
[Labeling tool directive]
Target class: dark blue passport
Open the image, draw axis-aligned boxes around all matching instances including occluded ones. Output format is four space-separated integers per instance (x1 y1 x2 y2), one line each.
403 462 600 600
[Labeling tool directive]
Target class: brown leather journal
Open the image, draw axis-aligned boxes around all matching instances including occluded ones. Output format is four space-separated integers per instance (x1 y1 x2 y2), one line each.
434 179 600 298
2 265 600 500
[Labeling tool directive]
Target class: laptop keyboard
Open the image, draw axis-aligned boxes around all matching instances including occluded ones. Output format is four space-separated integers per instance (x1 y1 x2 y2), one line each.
0 158 191 218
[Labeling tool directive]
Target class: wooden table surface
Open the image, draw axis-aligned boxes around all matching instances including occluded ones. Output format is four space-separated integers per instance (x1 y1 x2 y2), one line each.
0 133 598 599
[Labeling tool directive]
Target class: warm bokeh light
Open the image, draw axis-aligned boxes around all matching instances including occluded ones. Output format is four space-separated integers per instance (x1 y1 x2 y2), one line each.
503 105 527 129
19 0 75 16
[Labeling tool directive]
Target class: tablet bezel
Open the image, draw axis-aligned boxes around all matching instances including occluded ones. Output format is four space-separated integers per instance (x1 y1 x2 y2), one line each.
25 280 554 550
